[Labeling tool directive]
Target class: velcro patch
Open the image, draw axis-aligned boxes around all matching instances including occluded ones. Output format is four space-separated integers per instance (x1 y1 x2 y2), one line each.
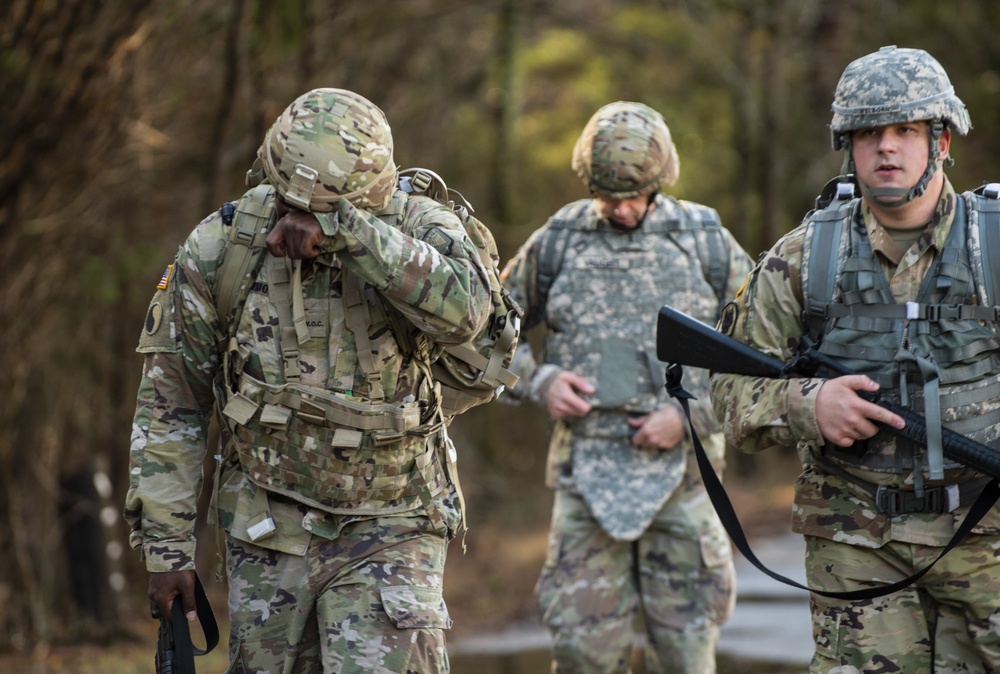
157 264 174 290
145 302 164 336
719 302 739 336
420 229 455 256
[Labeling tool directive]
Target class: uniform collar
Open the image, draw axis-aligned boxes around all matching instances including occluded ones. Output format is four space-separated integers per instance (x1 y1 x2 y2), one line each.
863 177 957 265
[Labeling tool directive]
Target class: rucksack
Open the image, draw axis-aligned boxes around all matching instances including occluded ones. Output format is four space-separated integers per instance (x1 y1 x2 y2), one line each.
214 169 521 422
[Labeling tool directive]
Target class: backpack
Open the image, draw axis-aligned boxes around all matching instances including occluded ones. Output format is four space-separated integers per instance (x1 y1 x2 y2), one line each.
396 168 522 418
534 196 731 319
213 169 522 422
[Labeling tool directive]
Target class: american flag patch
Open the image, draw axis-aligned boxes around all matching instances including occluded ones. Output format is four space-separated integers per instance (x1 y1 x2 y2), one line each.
157 264 174 290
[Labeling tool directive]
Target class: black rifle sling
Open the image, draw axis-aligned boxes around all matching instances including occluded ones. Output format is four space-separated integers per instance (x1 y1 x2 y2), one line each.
665 363 1000 601
161 573 220 674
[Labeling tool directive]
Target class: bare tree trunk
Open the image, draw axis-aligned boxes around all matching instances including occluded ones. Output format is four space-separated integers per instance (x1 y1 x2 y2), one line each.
200 0 248 216
490 0 525 227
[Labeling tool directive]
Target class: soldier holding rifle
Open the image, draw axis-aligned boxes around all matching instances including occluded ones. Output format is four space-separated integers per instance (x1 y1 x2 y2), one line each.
710 46 1000 673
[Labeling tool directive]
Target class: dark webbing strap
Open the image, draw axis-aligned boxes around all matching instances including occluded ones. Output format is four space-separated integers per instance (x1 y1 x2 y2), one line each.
158 573 220 674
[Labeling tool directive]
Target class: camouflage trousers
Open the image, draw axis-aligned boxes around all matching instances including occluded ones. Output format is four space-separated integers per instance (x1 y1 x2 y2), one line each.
223 512 454 674
806 533 1000 674
536 485 736 674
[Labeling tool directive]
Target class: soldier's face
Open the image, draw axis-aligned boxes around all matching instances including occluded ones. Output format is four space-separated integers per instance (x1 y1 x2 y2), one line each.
850 122 949 198
595 195 651 229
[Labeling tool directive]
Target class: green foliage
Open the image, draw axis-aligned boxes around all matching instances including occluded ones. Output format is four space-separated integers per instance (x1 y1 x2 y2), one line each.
7 0 1000 655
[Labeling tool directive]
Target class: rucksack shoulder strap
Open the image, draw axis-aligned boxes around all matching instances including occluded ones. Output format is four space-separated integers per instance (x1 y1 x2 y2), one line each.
673 199 730 313
801 198 858 343
535 200 592 311
969 184 1000 309
215 184 276 340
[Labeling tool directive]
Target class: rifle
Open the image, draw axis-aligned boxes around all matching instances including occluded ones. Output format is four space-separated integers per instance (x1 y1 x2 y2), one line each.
151 574 220 674
655 304 1000 480
655 303 1000 599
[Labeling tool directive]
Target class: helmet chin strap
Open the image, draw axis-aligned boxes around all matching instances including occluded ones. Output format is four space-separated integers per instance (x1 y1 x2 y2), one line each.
847 121 945 209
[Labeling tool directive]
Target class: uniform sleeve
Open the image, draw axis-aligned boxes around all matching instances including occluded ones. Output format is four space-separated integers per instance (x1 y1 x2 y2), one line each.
124 214 226 572
721 226 755 306
315 198 490 345
709 225 825 454
498 223 560 405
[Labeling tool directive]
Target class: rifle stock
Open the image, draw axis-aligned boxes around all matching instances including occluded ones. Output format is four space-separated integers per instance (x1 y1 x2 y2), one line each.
656 304 1000 480
656 305 785 377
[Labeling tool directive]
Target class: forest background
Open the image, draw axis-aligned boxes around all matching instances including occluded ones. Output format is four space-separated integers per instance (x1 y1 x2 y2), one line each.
5 0 1000 667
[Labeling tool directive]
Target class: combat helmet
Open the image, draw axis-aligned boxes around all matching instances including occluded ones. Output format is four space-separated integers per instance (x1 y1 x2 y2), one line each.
830 45 971 207
249 88 397 212
571 101 680 200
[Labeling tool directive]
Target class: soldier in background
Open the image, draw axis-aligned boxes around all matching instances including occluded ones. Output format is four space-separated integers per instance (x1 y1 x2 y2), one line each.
711 46 1000 672
501 101 752 673
124 88 491 673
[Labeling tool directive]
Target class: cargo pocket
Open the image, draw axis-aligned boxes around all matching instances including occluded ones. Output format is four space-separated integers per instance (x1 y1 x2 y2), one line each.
812 607 842 665
380 585 453 630
698 524 731 569
534 527 564 627
699 526 736 623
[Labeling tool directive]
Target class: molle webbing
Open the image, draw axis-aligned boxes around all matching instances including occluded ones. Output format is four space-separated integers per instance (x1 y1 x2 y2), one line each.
225 372 433 436
342 271 386 402
221 371 446 513
804 191 1000 477
265 254 311 383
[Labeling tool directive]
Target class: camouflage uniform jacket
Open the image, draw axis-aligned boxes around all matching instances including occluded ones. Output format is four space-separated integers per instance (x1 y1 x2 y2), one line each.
711 177 1000 548
502 195 752 539
125 192 491 572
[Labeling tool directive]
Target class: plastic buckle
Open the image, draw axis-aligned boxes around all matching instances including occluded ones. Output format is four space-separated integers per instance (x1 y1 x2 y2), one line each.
875 485 946 516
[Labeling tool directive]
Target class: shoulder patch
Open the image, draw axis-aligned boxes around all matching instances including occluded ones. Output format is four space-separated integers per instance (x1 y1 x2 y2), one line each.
137 292 177 353
157 264 174 290
420 228 455 256
718 302 739 336
145 301 164 336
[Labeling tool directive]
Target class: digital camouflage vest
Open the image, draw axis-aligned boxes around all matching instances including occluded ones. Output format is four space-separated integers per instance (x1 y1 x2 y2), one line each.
538 196 727 436
802 183 1000 478
534 195 733 539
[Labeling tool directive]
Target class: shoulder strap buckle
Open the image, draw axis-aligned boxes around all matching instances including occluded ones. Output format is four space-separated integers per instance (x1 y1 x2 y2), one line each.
975 182 1000 200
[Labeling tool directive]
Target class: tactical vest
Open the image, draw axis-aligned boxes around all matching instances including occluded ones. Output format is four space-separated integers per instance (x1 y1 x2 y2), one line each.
539 196 726 438
216 186 450 516
802 189 1000 477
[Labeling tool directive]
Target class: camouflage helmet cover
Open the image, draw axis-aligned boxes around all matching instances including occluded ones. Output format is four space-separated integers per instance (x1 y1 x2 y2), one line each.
571 101 680 199
257 88 397 212
830 46 971 149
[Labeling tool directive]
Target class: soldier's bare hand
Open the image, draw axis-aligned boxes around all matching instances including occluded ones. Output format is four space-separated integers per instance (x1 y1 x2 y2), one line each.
816 374 905 447
546 371 595 420
149 569 197 623
628 405 685 450
266 211 324 259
